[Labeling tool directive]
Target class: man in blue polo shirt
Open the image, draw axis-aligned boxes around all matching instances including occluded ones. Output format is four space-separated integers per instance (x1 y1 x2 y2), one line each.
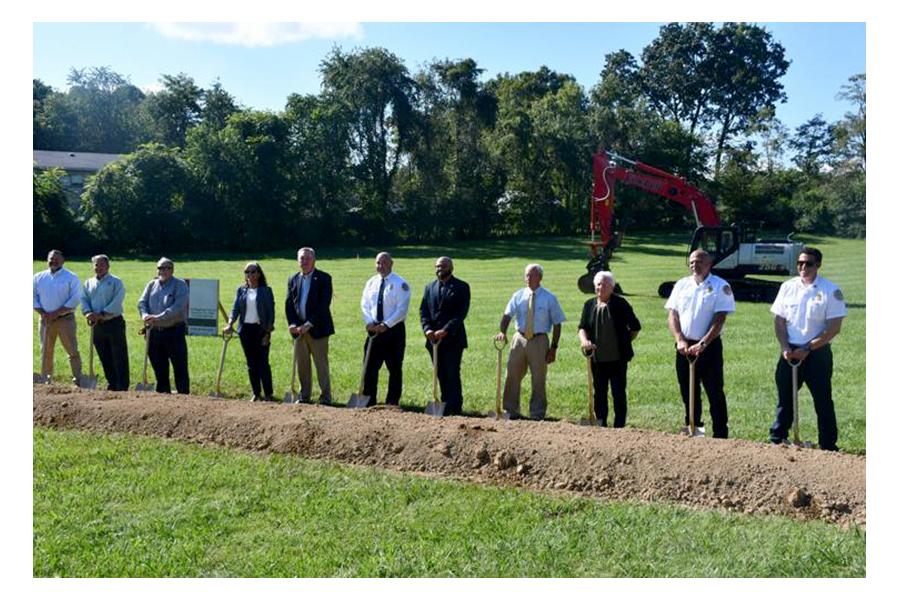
82 254 129 391
494 263 565 420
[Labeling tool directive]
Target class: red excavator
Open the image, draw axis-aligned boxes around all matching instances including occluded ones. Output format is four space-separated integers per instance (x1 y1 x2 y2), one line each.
579 149 804 302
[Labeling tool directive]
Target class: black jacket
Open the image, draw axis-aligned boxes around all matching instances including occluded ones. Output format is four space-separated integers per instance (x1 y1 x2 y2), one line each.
578 294 641 362
285 269 335 339
229 285 275 333
419 277 470 349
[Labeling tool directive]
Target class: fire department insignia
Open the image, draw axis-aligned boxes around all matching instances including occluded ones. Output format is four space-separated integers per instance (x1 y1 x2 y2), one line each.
705 285 713 295
723 285 732 296
834 289 844 301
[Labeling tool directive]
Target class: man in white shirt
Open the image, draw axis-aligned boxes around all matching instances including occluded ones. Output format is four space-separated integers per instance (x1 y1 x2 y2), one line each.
359 252 411 406
665 249 736 438
769 247 846 451
33 249 83 383
495 263 566 420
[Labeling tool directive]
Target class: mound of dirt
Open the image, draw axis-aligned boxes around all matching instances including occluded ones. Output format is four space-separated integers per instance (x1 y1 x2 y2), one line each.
33 384 865 528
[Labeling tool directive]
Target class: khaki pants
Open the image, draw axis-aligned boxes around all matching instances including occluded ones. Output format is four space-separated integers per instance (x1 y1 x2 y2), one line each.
39 313 83 380
295 333 331 402
502 332 549 419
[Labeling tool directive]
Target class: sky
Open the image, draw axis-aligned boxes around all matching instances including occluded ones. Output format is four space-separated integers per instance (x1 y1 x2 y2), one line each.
32 21 866 132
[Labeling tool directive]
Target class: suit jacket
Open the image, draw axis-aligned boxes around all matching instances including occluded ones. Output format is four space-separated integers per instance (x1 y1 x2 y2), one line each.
578 293 641 362
419 276 470 349
230 285 275 333
285 269 335 339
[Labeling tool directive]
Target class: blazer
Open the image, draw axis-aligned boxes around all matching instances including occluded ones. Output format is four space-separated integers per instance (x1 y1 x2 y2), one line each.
230 285 275 333
285 269 335 339
577 294 641 362
419 276 471 349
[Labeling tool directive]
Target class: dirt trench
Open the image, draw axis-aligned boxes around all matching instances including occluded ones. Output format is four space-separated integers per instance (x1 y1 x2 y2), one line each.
33 384 865 528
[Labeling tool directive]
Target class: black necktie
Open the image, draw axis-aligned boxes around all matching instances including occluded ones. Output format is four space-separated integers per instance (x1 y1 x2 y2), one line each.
377 278 386 322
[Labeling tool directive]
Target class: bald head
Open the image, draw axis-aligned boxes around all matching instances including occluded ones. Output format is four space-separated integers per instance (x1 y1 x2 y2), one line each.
435 256 453 281
375 252 393 277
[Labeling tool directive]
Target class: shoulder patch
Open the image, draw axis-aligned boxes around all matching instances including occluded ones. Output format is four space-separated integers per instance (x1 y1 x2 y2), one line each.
834 288 844 301
401 282 409 291
723 284 732 296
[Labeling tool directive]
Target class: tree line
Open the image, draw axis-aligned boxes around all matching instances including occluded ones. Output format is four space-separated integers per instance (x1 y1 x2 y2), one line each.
33 23 865 257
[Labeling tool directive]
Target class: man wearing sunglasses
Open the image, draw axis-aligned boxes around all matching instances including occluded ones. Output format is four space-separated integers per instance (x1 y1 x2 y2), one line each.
138 257 190 394
769 247 847 451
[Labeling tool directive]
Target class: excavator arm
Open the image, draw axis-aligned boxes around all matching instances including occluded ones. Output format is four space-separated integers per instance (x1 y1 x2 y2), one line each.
590 149 721 249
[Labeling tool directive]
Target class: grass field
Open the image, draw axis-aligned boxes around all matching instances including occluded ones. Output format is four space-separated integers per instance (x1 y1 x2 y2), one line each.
33 427 866 577
33 232 866 453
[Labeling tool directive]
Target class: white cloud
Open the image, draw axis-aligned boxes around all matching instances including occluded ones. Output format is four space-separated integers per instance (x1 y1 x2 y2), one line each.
149 22 363 47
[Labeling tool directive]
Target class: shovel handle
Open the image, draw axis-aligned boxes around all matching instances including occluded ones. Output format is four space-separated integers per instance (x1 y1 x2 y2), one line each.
586 351 597 425
493 337 507 351
431 339 440 401
688 355 697 435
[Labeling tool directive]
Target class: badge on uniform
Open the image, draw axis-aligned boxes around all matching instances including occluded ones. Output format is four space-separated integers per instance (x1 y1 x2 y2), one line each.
402 282 409 291
723 285 732 296
815 291 824 302
834 289 844 301
705 285 713 295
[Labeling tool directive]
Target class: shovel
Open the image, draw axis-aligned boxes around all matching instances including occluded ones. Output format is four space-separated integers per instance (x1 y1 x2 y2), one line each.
348 332 378 409
78 323 98 390
424 339 445 417
283 335 300 403
579 347 599 426
134 327 153 392
209 330 233 399
488 337 511 420
789 358 813 448
680 353 705 437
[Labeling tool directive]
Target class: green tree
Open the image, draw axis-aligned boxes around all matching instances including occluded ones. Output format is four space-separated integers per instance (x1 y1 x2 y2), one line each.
143 73 204 148
33 167 90 256
202 80 241 129
788 114 834 176
833 73 866 173
64 66 148 153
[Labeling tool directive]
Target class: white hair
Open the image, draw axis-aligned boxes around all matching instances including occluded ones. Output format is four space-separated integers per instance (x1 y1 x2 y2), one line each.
525 263 543 278
593 271 615 286
297 247 316 260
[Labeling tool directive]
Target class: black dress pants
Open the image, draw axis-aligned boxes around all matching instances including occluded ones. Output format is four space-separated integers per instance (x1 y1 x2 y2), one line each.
363 322 406 406
148 323 189 394
591 359 628 427
427 340 465 416
769 344 838 450
93 316 129 391
239 323 273 397
675 337 728 438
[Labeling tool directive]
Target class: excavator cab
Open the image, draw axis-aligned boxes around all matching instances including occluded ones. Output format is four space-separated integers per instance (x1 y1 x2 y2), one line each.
689 226 740 271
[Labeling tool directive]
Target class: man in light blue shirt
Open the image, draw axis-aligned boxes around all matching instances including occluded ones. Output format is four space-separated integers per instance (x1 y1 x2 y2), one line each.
495 263 565 419
33 249 83 383
82 254 129 390
138 257 190 394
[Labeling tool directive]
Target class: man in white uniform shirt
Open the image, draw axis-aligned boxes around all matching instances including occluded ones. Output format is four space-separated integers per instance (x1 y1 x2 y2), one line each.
665 249 736 438
769 247 846 451
33 249 83 383
360 252 411 406
495 263 565 420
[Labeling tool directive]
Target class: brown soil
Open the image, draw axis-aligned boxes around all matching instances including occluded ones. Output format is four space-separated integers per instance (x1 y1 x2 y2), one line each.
33 384 865 528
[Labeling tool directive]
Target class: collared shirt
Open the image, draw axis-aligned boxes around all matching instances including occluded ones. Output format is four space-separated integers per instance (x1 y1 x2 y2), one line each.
771 275 847 345
137 276 189 328
81 273 126 317
361 271 410 328
297 270 315 321
505 286 566 334
664 273 736 340
33 267 81 313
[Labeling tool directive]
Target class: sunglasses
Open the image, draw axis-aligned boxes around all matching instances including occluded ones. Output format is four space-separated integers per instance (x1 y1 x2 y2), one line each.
244 269 258 275
157 265 173 271
797 260 818 267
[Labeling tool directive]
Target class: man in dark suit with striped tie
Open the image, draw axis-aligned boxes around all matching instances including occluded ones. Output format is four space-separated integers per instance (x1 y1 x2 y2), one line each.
419 256 471 416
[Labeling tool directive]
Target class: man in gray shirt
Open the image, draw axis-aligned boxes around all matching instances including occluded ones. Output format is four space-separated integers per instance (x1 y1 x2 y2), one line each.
138 257 189 394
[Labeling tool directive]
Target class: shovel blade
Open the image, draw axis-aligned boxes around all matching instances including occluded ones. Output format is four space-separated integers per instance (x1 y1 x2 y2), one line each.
488 410 511 421
347 393 370 409
679 425 706 438
425 400 446 417
78 375 98 390
33 373 50 384
134 382 151 392
283 391 295 404
209 391 222 399
579 417 601 427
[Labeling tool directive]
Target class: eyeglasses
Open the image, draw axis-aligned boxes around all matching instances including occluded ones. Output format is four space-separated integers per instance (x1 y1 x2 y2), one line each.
797 260 818 267
244 269 258 275
157 265 173 271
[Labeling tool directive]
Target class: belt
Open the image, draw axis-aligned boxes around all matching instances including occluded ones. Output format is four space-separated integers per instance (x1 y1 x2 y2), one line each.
150 321 185 332
517 331 547 338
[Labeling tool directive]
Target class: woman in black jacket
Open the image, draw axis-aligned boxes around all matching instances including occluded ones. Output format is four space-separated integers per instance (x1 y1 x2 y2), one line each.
577 271 641 427
224 262 276 401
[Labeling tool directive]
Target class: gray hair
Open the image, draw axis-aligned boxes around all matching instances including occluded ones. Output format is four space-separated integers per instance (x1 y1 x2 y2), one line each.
525 263 543 278
376 251 393 264
156 256 174 268
297 247 316 260
593 270 615 286
91 254 110 265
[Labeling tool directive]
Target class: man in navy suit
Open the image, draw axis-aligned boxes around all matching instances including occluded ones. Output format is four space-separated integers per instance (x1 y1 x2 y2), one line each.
285 247 335 403
419 256 471 416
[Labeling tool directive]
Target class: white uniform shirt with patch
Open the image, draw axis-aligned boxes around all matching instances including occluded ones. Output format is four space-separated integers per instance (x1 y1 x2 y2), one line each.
361 272 411 328
770 275 847 345
664 274 736 341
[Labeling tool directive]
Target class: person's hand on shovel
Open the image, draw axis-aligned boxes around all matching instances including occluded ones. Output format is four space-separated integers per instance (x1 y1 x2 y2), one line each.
687 339 707 357
580 338 596 354
223 321 235 336
433 329 448 342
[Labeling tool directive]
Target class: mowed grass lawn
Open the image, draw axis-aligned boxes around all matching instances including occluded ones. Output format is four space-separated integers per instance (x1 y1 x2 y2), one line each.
33 428 866 577
33 233 866 453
